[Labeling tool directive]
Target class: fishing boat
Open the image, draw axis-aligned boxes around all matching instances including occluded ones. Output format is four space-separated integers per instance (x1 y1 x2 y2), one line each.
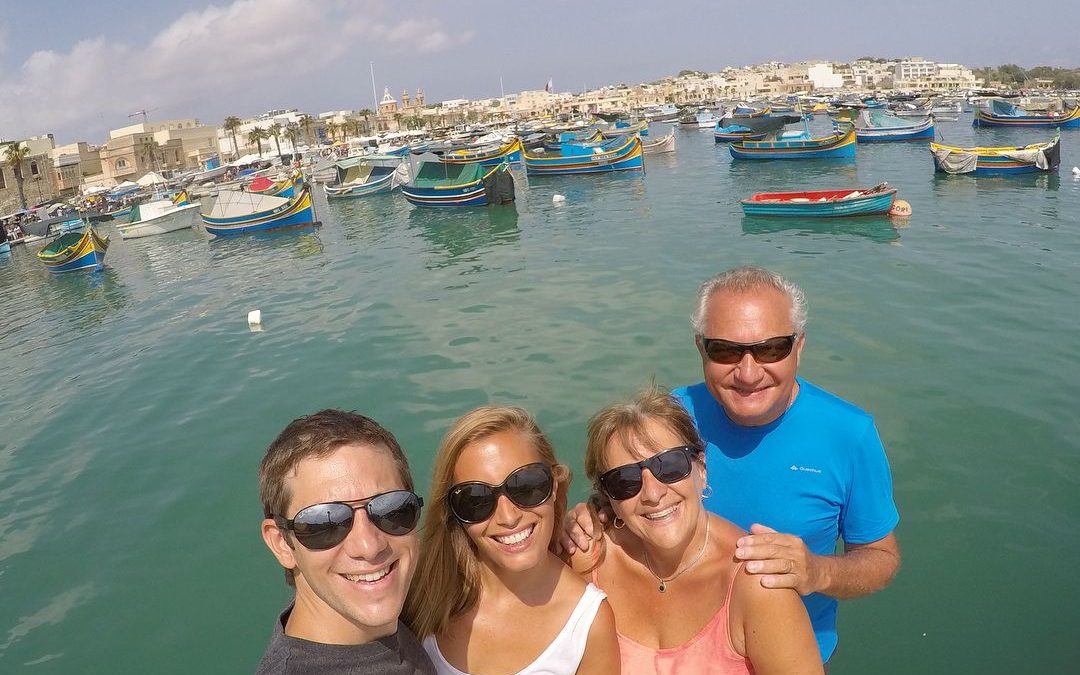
690 110 719 128
972 99 1080 128
543 129 602 151
853 110 935 142
248 170 304 199
731 103 771 118
643 103 680 122
714 124 768 143
0 241 9 255
642 130 676 154
117 194 200 239
523 135 644 175
323 156 409 199
598 120 649 138
36 225 109 272
401 162 515 207
740 183 897 217
442 139 523 166
730 126 857 160
930 134 1061 175
200 187 316 236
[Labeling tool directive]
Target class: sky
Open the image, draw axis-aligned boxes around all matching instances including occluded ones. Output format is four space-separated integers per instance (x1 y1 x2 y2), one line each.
2 0 1078 145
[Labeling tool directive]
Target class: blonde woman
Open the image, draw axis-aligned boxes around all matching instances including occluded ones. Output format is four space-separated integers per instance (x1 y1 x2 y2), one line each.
570 387 822 674
405 406 619 674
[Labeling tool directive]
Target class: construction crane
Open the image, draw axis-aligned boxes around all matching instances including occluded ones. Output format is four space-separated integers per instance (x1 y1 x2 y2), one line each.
128 108 157 123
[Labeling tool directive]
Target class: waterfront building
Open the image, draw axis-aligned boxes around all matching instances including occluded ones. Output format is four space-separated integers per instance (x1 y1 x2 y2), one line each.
0 135 60 212
101 119 218 183
50 142 103 197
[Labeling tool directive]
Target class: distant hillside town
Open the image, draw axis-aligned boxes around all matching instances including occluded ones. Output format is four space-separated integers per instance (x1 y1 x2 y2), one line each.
0 56 1072 213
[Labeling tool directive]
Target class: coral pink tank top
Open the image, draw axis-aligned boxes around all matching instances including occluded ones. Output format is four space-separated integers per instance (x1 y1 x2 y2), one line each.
593 552 752 674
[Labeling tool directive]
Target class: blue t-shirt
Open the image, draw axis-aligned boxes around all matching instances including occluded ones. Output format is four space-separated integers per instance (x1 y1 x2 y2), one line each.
672 378 899 662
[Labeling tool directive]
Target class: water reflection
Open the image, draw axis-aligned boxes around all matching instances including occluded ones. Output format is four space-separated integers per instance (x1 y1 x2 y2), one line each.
36 266 131 331
206 226 323 262
742 214 901 244
323 191 403 241
408 205 520 267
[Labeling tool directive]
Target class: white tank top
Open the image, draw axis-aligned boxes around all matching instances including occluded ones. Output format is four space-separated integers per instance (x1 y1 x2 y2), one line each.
422 583 607 675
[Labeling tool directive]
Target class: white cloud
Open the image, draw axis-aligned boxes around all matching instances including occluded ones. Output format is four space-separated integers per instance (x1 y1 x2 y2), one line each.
0 0 472 142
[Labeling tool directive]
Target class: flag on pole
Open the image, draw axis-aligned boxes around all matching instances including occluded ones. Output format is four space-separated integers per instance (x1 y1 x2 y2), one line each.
545 78 553 93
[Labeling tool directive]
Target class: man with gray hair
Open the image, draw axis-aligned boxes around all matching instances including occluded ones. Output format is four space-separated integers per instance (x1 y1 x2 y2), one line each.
675 265 900 663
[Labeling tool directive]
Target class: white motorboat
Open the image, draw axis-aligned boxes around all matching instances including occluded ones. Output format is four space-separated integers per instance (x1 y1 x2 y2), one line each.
116 199 200 239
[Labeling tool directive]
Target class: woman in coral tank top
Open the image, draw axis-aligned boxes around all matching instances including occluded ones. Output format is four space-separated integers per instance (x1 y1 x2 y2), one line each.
569 387 823 675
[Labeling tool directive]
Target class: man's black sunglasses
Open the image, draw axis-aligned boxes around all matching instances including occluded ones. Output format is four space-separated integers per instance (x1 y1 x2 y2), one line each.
274 490 423 551
700 334 797 365
598 446 701 501
448 462 555 524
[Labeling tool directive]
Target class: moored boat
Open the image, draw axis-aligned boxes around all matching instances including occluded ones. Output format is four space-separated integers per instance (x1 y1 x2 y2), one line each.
740 183 897 217
523 135 644 175
930 134 1061 175
36 225 109 272
200 187 317 236
853 110 935 142
730 126 857 160
323 156 409 199
116 196 200 239
441 139 523 166
714 124 768 143
401 162 515 207
247 170 304 199
642 130 676 154
973 99 1080 128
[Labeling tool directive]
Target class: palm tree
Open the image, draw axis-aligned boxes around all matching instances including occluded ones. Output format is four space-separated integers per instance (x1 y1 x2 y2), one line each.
298 114 315 146
247 128 267 157
357 108 374 134
3 142 32 210
268 123 283 158
284 125 301 156
223 116 242 159
140 138 161 174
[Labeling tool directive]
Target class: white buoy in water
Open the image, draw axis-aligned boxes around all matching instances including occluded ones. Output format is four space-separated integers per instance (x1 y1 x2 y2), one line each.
248 309 263 332
1072 166 1080 176
552 194 566 204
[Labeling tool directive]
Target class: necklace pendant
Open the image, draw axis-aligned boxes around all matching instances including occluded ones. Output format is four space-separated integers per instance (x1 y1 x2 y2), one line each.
658 581 666 593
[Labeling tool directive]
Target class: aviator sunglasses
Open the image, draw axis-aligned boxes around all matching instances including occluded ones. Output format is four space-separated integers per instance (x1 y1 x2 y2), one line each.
599 445 701 501
448 462 555 524
274 489 424 551
700 334 797 365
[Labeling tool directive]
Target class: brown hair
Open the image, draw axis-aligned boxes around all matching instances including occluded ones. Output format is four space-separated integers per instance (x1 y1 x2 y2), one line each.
258 409 414 585
583 385 704 564
403 406 570 638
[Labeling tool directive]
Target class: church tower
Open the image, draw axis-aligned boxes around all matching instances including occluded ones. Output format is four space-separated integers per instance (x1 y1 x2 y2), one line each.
416 88 425 107
402 89 411 109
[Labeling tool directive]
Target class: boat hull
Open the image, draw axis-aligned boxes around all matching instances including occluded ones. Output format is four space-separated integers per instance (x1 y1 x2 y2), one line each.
324 171 396 199
524 137 644 175
730 128 857 160
741 188 897 217
37 226 109 272
855 117 935 142
201 188 316 236
930 137 1061 175
442 139 523 166
401 164 512 207
118 203 200 239
972 104 1080 128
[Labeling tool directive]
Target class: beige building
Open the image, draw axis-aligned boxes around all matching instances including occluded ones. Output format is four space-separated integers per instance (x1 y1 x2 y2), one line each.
50 142 103 196
1 135 60 212
101 119 218 182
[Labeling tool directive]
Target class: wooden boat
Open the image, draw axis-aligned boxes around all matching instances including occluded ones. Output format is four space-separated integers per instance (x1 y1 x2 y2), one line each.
973 99 1080 128
714 124 768 143
853 111 935 142
643 103 680 122
323 157 408 199
401 162 515 207
598 120 649 138
524 136 643 175
930 134 1061 175
36 225 109 272
642 130 676 154
740 183 897 217
731 104 771 118
0 241 10 255
543 129 602 151
730 126 856 160
200 187 316 236
248 170 304 199
442 139 523 166
117 196 200 239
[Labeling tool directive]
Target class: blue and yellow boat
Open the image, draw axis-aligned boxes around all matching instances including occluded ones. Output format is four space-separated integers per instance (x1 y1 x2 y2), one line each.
248 169 304 199
930 134 1061 175
36 225 110 273
442 139 523 166
729 126 856 160
973 99 1080 128
853 111 935 142
401 162 514 207
200 186 316 236
714 124 768 143
523 136 643 175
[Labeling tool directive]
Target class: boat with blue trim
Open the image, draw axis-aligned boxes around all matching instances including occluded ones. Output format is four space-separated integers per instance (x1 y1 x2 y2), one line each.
973 99 1080 128
523 135 643 175
740 183 897 217
853 110 935 142
323 156 408 199
401 162 515 207
441 139 523 166
200 186 317 236
930 134 1061 175
36 225 109 272
730 126 856 160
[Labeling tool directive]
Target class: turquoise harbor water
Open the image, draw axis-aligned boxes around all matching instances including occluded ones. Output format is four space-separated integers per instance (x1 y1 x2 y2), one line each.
2 117 1079 673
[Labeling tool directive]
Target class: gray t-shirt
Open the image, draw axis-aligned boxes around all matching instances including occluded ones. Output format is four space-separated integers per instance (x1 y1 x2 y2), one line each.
255 605 435 674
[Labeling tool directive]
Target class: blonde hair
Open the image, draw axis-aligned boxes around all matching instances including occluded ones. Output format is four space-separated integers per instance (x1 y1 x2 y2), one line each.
403 406 570 638
583 386 704 566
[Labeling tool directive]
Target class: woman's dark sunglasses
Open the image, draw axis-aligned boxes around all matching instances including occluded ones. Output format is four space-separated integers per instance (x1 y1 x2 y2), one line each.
599 446 701 501
274 490 424 551
449 463 555 524
700 334 797 365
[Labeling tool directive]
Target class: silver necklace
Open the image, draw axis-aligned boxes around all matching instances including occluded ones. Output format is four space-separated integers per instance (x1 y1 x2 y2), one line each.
642 516 710 592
